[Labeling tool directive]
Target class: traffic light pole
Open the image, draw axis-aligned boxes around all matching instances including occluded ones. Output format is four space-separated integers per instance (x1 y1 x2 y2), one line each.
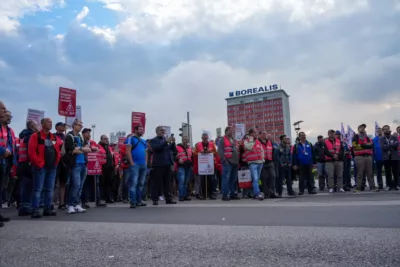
187 111 190 145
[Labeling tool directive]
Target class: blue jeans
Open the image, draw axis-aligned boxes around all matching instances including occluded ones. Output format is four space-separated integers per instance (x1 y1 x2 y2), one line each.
68 163 87 206
31 167 57 209
374 160 384 187
177 167 192 198
19 175 33 212
317 162 327 188
222 162 238 198
249 163 262 195
129 164 147 204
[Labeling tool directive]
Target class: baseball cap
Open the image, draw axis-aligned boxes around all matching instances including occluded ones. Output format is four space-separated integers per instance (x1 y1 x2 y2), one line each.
82 128 91 134
358 124 366 129
55 122 66 128
335 130 341 135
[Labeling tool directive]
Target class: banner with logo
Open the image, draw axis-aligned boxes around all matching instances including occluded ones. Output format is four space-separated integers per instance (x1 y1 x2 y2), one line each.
131 112 146 133
65 105 82 128
26 109 45 130
87 152 102 175
58 87 77 117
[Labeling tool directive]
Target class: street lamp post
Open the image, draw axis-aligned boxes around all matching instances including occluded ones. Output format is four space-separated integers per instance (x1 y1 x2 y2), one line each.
293 120 303 137
91 124 96 140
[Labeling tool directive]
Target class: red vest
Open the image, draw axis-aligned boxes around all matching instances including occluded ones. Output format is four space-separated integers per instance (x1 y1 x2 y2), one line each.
260 139 273 161
0 125 16 156
245 138 263 162
354 135 373 156
325 138 341 160
223 136 237 159
176 145 192 162
18 139 29 163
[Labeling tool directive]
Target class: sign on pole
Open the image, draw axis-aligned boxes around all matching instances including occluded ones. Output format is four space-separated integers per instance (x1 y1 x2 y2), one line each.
87 152 102 175
65 105 82 128
26 109 45 130
131 112 146 133
198 153 214 175
235 124 245 140
58 87 77 117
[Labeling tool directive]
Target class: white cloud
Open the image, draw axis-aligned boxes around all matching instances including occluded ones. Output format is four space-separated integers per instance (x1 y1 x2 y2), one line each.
0 0 64 33
76 6 90 22
1 0 400 142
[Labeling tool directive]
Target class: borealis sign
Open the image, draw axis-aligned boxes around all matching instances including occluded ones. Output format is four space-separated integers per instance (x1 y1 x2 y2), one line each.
229 84 279 97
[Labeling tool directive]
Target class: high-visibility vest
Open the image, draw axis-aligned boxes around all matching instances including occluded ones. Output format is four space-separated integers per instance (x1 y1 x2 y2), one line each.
260 139 273 161
0 125 16 152
245 138 263 162
325 138 341 160
18 139 29 163
398 135 400 156
354 135 373 156
223 136 237 159
176 145 192 162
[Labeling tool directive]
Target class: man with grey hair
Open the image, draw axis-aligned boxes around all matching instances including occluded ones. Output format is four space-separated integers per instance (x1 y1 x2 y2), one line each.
0 102 11 226
150 126 177 205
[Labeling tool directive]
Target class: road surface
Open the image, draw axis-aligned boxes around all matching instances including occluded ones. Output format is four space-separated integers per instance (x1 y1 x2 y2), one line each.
1 191 399 267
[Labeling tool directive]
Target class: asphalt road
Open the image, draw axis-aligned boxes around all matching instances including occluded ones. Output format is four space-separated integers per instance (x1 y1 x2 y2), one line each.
1 191 399 267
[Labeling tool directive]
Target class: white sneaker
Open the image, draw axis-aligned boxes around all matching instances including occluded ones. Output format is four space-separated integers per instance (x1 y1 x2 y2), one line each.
339 188 345 193
2 203 8 209
329 188 334 194
67 206 76 214
159 196 165 201
75 204 86 213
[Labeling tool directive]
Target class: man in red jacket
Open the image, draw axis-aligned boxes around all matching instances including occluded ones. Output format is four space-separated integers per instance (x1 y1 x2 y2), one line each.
28 118 63 218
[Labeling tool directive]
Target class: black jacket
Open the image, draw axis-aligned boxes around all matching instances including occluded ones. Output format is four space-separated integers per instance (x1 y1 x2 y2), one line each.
150 136 176 167
63 131 89 168
314 141 326 163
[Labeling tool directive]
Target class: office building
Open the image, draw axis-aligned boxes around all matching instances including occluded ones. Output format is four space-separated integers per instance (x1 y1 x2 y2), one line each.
226 87 291 141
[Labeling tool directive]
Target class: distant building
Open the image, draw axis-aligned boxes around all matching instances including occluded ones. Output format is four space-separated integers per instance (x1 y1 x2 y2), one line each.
110 131 126 144
226 88 291 142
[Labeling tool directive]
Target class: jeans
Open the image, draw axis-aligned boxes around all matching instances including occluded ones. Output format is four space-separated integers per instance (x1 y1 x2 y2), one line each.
317 162 327 189
129 164 147 204
278 165 293 194
0 162 10 204
19 175 33 212
249 163 262 196
343 158 352 188
374 160 384 187
118 168 130 200
221 162 238 198
68 163 87 206
261 162 276 195
177 167 192 198
298 164 314 193
31 167 57 209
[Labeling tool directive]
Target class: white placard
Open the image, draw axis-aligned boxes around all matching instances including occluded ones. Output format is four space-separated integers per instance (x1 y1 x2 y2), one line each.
235 124 245 140
198 153 214 175
65 105 82 128
161 125 171 138
26 109 45 130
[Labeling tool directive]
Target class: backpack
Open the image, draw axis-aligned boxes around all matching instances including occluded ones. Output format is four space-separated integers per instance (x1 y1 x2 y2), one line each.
61 133 75 156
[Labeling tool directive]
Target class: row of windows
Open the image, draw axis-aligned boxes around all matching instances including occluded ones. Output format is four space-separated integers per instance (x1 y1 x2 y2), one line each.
228 111 284 118
229 116 284 123
234 99 283 106
228 103 282 111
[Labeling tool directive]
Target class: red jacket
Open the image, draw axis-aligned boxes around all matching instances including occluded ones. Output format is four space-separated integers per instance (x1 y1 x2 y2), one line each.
119 144 129 169
28 130 62 168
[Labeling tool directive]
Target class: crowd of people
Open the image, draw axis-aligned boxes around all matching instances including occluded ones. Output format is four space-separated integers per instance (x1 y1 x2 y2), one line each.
0 99 399 228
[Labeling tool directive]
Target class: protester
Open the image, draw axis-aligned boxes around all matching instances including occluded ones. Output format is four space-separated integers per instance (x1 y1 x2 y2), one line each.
53 122 68 210
314 135 327 191
324 130 345 193
218 126 240 201
244 129 264 199
380 125 399 190
292 132 317 195
126 125 147 208
175 135 193 201
276 136 295 196
28 118 63 218
150 126 177 205
64 119 91 214
352 124 378 192
98 135 116 204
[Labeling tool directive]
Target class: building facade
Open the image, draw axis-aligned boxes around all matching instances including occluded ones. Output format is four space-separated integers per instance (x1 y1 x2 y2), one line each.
226 89 291 141
110 131 127 144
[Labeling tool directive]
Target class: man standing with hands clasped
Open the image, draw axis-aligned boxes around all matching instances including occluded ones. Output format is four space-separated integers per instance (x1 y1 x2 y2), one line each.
150 126 177 205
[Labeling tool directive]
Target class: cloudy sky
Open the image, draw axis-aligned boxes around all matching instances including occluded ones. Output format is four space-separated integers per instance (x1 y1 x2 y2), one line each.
0 0 399 141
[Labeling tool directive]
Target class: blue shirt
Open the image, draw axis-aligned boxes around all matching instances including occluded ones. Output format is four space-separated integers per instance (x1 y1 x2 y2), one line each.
295 141 313 165
75 136 85 164
372 136 382 161
128 136 146 165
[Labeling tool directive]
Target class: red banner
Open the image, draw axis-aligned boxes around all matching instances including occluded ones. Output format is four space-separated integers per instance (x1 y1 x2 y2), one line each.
87 152 102 175
131 112 146 133
58 87 77 117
